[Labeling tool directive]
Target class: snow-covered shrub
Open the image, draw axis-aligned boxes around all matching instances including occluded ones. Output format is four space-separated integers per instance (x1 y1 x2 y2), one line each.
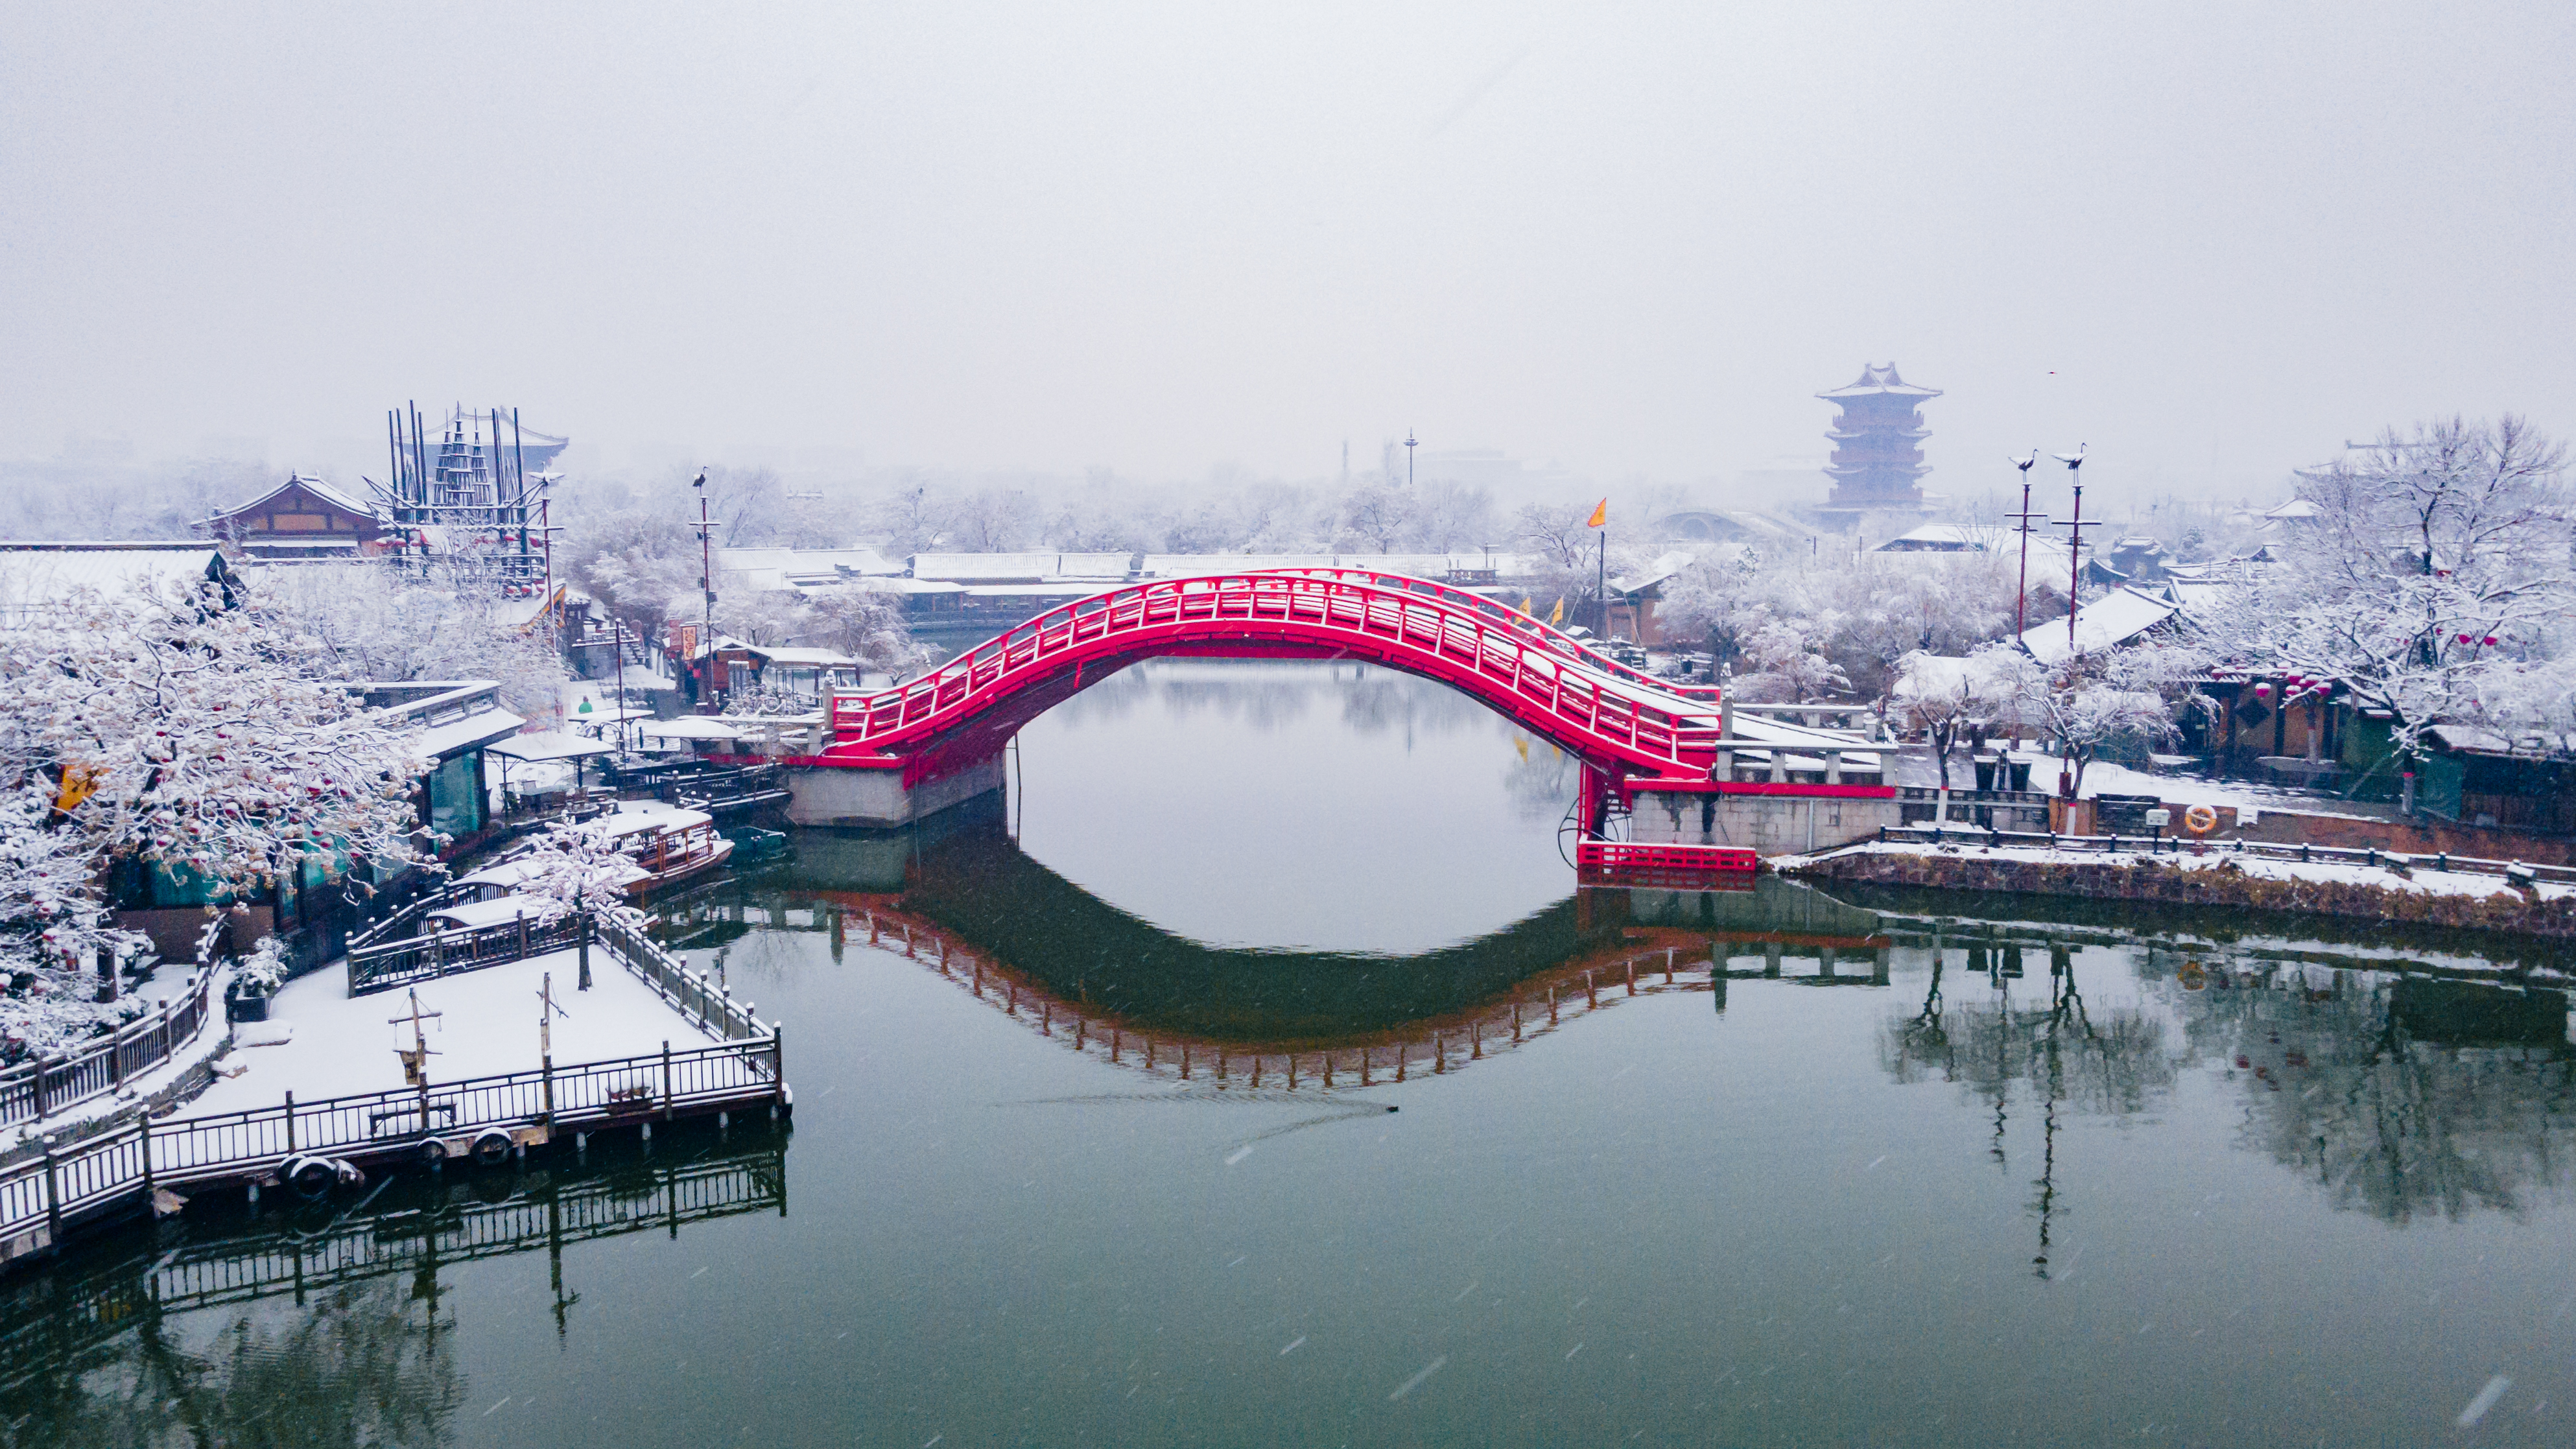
236 934 289 993
504 820 650 929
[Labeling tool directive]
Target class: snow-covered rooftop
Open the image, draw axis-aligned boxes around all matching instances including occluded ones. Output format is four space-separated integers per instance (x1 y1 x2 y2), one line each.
636 716 744 742
486 730 618 762
1816 362 1941 400
1140 552 1527 580
746 646 862 668
0 542 231 621
2018 586 2182 665
908 552 1135 583
411 708 526 760
718 547 901 592
211 473 385 523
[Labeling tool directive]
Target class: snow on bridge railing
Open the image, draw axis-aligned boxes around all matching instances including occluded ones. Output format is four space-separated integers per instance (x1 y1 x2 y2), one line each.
1258 567 1725 700
823 571 1727 773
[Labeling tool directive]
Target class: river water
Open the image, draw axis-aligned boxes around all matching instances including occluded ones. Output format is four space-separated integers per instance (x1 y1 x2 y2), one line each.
8 659 2575 1446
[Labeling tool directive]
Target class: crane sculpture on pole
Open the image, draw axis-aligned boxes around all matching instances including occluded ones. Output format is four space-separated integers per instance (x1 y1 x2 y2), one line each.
2051 446 2090 654
2006 451 2042 638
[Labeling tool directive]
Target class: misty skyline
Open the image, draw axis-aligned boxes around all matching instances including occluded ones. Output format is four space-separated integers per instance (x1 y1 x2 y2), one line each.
5 2 2570 501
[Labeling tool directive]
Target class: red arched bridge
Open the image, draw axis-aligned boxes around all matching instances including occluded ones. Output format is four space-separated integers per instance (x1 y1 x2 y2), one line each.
782 568 1892 862
820 569 1725 780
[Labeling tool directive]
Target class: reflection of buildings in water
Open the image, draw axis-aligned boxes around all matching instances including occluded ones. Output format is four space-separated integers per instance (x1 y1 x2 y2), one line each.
1880 936 2180 1277
0 1130 789 1439
2168 956 2576 1225
1873 919 2576 1234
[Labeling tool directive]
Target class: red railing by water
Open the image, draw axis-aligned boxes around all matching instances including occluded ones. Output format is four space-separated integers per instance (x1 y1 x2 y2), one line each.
1575 841 1760 877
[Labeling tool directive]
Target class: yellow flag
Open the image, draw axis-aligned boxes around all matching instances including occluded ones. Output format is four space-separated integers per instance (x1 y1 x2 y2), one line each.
1549 596 1565 625
1518 596 1533 616
54 762 99 812
1516 735 1530 762
1586 498 1607 528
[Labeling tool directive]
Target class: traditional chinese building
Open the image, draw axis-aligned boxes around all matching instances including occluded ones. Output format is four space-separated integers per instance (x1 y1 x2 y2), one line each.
194 473 392 560
1815 362 1939 517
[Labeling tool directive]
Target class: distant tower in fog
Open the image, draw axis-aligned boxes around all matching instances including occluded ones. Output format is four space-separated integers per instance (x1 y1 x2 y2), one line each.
1816 362 1939 516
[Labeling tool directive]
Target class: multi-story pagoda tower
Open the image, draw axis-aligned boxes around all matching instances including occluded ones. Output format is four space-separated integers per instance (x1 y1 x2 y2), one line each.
1816 362 1939 516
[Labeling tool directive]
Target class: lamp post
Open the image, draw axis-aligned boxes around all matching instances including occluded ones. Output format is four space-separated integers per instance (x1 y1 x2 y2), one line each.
1404 430 1417 488
692 469 716 711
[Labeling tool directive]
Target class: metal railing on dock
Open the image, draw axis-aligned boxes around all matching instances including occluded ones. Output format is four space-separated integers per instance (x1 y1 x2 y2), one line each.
347 910 586 996
0 926 786 1271
0 970 217 1127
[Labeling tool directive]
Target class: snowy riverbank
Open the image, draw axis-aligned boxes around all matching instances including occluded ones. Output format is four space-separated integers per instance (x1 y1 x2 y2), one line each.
1778 840 2576 943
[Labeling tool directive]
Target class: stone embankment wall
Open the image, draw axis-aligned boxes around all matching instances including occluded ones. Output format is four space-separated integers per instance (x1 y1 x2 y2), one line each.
1788 849 2576 941
1631 790 1901 856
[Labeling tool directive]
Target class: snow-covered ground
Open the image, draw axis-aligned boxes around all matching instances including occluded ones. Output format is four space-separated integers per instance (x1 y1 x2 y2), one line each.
183 946 723 1118
1895 745 2387 822
1794 839 2576 904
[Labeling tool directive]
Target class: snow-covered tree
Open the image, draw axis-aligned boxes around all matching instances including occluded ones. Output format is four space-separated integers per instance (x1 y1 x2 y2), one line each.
803 582 933 672
0 577 432 1055
257 562 567 717
1890 649 2018 792
2221 416 2571 763
1340 480 1413 551
1986 639 2210 799
1730 618 1852 702
501 820 648 928
0 791 147 1059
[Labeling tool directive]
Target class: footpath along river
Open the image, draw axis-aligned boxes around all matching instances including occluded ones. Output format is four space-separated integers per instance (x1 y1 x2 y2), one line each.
6 658 2574 1446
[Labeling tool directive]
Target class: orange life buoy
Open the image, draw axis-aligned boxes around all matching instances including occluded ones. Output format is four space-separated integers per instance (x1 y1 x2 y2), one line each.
2182 803 2220 836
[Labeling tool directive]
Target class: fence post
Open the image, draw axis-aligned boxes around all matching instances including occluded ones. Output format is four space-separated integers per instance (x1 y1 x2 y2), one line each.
516 910 528 961
284 1090 295 1152
661 1040 674 1122
139 1114 154 1195
42 1135 62 1245
772 1025 786 1101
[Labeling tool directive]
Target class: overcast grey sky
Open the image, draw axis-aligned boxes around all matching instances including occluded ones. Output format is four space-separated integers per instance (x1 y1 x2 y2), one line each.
5 1 2570 499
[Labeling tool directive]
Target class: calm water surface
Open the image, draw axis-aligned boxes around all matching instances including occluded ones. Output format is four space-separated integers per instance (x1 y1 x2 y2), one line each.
8 659 2576 1446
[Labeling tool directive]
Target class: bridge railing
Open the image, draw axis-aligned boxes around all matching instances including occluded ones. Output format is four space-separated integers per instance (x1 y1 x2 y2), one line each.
826 572 1727 773
1258 567 1725 700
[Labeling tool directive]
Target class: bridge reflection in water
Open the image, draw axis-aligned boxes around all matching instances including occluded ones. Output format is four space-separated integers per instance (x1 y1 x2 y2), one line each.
0 1123 788 1428
656 808 1897 1090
